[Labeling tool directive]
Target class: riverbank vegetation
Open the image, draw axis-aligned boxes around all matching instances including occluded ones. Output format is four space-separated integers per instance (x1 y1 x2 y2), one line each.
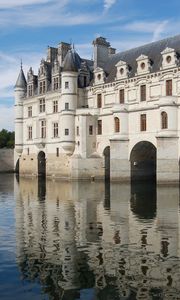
0 129 14 148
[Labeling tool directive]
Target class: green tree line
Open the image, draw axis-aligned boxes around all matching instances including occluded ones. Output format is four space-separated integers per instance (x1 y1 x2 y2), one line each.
0 129 15 148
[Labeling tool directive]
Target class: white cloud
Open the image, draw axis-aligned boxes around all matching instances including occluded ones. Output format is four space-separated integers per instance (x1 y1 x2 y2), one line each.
0 0 101 28
0 105 14 131
152 21 169 41
121 20 170 42
104 0 117 12
0 0 52 8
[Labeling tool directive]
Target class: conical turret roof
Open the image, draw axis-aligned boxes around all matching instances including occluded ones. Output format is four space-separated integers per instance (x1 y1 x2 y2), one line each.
63 48 81 72
15 66 27 89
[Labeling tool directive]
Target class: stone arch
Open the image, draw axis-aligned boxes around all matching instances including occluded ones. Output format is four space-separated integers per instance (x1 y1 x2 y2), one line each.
38 151 46 177
103 146 110 181
130 141 156 181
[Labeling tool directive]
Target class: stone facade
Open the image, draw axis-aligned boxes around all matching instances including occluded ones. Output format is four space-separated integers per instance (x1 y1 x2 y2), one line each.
0 149 14 173
14 35 180 182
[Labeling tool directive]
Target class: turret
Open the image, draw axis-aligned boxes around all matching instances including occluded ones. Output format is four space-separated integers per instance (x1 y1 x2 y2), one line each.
14 64 27 156
60 48 81 154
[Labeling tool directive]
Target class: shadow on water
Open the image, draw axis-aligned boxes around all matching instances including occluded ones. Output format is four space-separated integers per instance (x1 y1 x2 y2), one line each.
130 180 157 220
104 179 110 210
38 176 46 201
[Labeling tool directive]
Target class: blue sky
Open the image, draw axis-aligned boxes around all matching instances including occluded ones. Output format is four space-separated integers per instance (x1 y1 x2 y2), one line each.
0 0 180 130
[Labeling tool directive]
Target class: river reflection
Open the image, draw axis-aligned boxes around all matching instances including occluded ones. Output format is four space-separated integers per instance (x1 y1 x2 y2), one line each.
12 177 180 299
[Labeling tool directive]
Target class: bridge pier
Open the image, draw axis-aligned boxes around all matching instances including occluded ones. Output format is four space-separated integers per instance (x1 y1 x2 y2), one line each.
110 137 130 182
156 135 179 184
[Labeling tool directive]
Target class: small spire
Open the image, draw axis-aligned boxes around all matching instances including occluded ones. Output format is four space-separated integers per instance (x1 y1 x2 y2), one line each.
15 62 27 90
20 59 23 70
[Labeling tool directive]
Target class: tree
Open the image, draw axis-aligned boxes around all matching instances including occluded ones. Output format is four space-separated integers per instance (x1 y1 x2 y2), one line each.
0 129 15 148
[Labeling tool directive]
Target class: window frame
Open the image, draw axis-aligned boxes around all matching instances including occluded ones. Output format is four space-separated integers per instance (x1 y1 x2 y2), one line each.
114 117 120 133
166 79 172 96
140 114 146 131
140 85 146 102
119 89 125 104
41 120 46 138
161 111 168 129
97 120 102 135
53 122 59 138
39 98 45 113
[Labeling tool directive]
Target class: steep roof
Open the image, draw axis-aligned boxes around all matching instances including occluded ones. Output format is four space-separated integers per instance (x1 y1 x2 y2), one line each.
15 67 27 89
104 34 180 83
63 49 81 72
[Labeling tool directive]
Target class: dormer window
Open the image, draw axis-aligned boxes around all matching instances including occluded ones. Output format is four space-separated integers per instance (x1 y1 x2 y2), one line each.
136 55 151 75
141 62 145 70
116 60 129 80
120 68 124 75
39 80 46 94
161 47 178 69
28 84 33 97
53 77 59 90
166 56 172 63
94 67 105 85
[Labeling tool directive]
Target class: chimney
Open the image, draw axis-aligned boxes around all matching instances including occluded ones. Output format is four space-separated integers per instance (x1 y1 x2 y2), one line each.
109 47 116 55
47 46 58 63
58 42 71 67
93 37 110 69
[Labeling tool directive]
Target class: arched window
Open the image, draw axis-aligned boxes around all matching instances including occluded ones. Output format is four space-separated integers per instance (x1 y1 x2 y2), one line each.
161 111 168 129
114 117 120 133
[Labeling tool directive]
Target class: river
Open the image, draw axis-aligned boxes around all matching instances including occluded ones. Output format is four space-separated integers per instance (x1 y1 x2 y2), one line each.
0 174 180 299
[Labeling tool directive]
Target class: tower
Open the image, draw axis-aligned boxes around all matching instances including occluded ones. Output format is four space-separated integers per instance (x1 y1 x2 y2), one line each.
14 64 27 169
60 48 81 154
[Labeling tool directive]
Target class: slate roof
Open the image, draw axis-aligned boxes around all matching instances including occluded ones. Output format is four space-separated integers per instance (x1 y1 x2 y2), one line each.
104 34 180 83
15 67 27 89
63 49 81 72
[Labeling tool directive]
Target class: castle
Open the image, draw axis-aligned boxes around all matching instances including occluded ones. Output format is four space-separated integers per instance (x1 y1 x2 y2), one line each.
14 35 180 183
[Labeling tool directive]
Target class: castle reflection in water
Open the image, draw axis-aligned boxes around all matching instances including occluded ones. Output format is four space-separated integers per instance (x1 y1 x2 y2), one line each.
15 177 180 300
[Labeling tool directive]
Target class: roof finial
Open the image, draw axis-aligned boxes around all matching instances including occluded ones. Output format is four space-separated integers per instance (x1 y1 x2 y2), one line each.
20 59 23 70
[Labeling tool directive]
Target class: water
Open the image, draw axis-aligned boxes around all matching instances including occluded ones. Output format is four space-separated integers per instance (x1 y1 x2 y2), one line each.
0 174 180 300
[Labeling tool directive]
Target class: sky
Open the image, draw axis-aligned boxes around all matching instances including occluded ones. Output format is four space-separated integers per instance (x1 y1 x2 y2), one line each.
0 0 180 130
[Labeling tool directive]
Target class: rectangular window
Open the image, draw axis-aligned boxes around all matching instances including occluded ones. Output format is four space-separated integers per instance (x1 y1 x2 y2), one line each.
97 94 102 108
28 84 33 97
65 81 69 89
65 102 69 110
41 120 46 138
140 85 146 101
53 122 58 138
97 120 102 135
65 128 69 135
39 80 46 94
76 126 79 136
53 100 58 113
53 77 59 90
27 148 30 155
39 98 45 113
140 114 146 131
89 125 93 135
166 79 172 96
119 89 125 103
28 126 32 140
56 148 59 157
28 106 32 117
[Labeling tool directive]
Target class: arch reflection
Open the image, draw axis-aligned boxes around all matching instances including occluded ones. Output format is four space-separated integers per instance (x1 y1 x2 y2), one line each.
15 177 180 300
